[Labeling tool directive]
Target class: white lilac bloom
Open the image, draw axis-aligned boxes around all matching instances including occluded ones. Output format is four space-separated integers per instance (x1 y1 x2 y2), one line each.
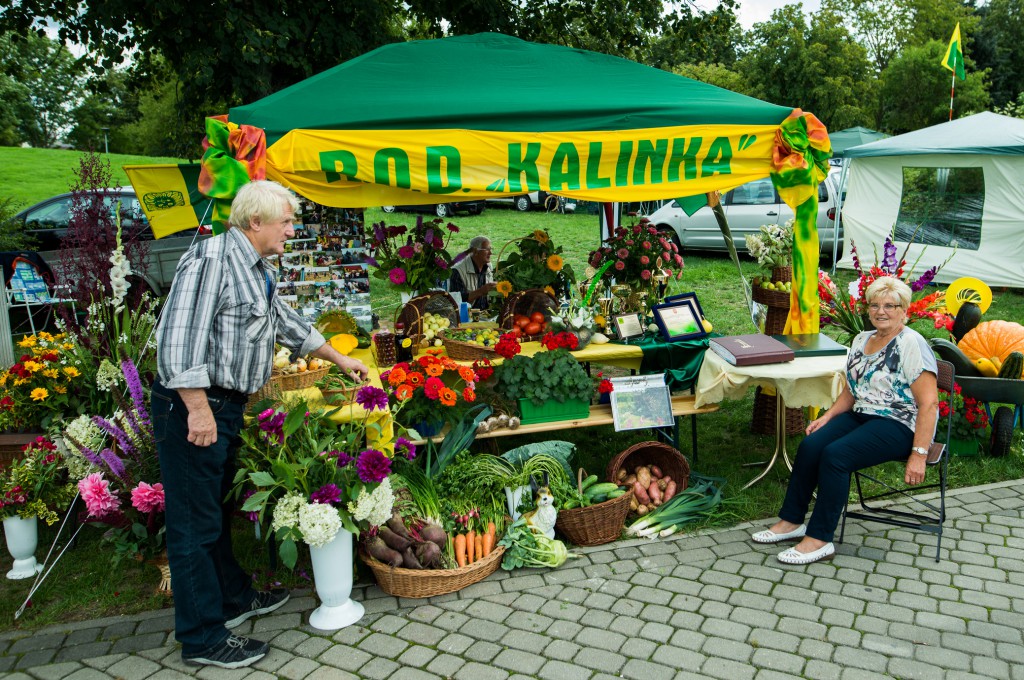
271 492 305 533
62 414 103 481
298 502 342 548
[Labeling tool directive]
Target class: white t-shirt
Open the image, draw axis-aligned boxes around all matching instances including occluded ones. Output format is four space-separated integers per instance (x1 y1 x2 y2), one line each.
847 327 937 432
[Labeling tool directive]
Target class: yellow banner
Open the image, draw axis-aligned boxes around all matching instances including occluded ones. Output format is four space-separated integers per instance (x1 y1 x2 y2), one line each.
124 164 211 239
264 125 781 207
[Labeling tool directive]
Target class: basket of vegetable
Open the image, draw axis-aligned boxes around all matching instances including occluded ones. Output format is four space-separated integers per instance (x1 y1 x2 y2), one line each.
246 349 331 409
606 441 690 518
316 369 368 404
500 289 556 341
440 327 501 361
555 469 633 546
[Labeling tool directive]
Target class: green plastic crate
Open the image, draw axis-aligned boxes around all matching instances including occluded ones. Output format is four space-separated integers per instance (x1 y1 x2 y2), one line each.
518 397 590 425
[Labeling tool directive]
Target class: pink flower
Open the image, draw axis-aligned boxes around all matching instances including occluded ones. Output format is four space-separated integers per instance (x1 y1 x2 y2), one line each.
625 239 634 246
397 245 415 258
674 254 683 266
614 261 625 271
389 268 407 285
131 481 165 513
640 256 649 265
640 269 652 280
632 225 642 235
642 241 651 250
413 242 423 253
616 248 629 259
663 251 672 262
79 473 121 517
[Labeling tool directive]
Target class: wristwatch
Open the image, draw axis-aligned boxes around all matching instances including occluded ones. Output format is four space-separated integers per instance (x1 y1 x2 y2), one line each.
912 446 929 456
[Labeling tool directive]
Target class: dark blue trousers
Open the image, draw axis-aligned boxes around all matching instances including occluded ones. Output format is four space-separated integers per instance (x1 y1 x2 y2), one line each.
779 411 914 542
151 381 255 656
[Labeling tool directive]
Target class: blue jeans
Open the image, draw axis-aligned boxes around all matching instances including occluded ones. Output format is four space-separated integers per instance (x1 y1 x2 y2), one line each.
151 381 255 656
779 411 914 542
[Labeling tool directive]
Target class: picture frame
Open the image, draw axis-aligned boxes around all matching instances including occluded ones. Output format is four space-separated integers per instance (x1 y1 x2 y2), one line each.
612 313 645 341
610 375 674 432
653 295 708 342
663 291 706 319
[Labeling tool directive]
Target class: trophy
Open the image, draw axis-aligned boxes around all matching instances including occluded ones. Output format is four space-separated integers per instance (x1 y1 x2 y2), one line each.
611 284 631 314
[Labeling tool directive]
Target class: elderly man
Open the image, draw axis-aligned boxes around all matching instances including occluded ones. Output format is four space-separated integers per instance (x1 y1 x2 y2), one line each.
151 180 368 669
450 235 496 310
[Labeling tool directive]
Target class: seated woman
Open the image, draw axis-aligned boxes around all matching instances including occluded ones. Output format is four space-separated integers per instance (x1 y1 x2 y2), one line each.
752 276 938 564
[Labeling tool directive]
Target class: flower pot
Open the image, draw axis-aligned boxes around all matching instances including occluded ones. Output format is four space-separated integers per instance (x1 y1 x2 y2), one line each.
3 516 43 580
949 437 980 457
309 527 364 631
518 397 590 425
415 418 444 438
598 392 611 405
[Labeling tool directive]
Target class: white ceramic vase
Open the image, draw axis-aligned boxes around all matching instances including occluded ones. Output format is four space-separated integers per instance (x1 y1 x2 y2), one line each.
308 528 364 631
3 515 43 580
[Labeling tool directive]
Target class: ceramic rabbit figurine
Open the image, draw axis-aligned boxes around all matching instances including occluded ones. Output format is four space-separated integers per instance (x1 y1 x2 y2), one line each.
522 472 557 540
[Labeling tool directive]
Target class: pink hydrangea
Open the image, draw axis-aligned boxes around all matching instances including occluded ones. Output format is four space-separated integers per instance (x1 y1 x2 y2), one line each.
79 472 121 517
131 481 165 513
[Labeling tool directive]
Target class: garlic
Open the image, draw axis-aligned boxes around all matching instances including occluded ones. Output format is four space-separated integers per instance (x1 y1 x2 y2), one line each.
477 421 491 434
508 417 521 430
496 414 510 427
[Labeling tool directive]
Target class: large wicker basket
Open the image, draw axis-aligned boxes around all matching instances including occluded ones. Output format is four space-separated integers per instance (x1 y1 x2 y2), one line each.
440 332 498 361
500 289 557 342
751 386 806 436
247 365 330 410
396 291 460 353
605 441 691 492
555 472 633 547
359 545 505 598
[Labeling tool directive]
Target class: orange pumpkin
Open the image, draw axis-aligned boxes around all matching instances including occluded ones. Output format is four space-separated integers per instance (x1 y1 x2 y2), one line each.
958 321 1024 372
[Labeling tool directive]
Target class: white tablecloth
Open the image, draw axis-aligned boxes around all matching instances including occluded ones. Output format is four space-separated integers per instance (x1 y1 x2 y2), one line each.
695 349 849 410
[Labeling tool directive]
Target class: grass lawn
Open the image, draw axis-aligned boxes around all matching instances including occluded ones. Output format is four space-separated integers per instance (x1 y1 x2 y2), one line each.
2 196 1022 632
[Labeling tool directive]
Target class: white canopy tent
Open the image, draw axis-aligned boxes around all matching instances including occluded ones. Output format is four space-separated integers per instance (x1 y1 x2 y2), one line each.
837 112 1024 288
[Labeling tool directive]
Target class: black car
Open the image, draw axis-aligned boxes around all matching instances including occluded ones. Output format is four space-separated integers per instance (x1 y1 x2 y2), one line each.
381 201 485 218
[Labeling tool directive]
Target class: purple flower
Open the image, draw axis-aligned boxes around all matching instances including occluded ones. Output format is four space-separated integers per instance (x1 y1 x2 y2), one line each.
334 451 354 468
394 437 416 460
364 255 379 267
389 268 407 285
911 266 937 292
397 245 415 258
356 449 392 483
373 223 385 243
99 447 127 481
356 386 388 412
311 484 342 505
435 257 448 270
241 490 259 522
447 223 460 233
425 228 434 246
882 238 898 273
121 359 149 431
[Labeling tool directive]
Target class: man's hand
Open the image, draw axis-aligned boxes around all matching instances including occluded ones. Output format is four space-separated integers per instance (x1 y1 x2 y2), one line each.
177 388 218 447
311 343 369 380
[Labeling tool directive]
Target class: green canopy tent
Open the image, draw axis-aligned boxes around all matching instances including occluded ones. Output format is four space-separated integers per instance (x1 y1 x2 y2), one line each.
189 33 831 331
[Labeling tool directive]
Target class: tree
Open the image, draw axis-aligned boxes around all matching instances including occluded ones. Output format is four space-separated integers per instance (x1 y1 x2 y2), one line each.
878 40 988 133
672 63 750 95
820 0 915 72
648 0 743 70
66 68 137 152
974 0 1024 109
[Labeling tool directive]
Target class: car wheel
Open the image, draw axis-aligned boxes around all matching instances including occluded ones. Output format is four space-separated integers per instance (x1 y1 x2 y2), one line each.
470 205 484 215
514 196 531 212
658 227 682 253
435 204 450 218
381 205 396 214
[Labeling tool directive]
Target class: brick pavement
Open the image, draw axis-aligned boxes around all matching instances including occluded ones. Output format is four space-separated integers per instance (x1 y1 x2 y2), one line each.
3 479 1024 679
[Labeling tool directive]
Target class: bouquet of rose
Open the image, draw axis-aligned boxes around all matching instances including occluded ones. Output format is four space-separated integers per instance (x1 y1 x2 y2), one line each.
381 350 479 432
366 216 457 294
938 382 989 441
588 218 684 286
234 389 405 568
0 436 77 525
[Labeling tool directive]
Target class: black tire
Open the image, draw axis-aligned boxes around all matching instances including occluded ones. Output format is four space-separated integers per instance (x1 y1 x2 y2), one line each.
990 406 1014 457
470 205 484 215
514 195 531 212
381 205 396 214
658 227 682 254
435 204 450 218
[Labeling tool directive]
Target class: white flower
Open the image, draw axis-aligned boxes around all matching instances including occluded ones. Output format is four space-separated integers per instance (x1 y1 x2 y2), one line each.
298 502 342 547
848 280 862 300
347 477 394 529
271 492 305 533
62 415 103 481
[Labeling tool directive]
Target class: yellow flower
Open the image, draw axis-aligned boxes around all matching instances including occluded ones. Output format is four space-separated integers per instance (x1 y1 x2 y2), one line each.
62 366 81 379
42 369 59 379
23 361 42 373
533 230 550 244
0 373 6 387
38 332 53 342
496 280 513 298
546 254 564 272
30 387 48 401
18 336 36 348
55 385 67 395
13 377 27 386
62 343 75 351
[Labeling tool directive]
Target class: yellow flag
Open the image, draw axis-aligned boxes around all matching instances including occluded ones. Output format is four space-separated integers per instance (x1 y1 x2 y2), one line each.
123 164 213 239
941 23 966 80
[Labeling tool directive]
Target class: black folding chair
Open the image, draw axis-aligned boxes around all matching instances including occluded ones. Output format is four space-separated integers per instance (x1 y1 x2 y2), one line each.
839 359 954 562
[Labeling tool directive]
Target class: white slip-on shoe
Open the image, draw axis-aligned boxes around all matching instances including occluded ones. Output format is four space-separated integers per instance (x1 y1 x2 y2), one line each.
777 542 835 565
751 523 807 544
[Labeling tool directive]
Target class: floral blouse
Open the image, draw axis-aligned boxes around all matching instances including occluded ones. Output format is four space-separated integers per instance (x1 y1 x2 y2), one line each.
847 328 937 432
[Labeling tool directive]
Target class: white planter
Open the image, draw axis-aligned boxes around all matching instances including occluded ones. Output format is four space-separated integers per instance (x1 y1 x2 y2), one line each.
3 515 43 580
308 528 364 631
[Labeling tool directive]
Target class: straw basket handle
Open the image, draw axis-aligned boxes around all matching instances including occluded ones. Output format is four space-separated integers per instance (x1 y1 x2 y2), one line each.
577 468 588 494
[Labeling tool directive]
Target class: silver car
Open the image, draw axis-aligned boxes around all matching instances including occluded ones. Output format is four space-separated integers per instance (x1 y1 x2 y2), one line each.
648 168 844 260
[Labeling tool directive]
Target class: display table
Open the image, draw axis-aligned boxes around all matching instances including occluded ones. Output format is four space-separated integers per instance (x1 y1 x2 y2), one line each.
695 350 848 488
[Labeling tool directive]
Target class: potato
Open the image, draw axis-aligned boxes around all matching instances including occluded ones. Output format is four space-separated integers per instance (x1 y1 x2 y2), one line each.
636 467 652 489
657 478 668 491
636 504 649 516
650 465 663 479
624 474 637 486
616 468 627 481
629 496 639 512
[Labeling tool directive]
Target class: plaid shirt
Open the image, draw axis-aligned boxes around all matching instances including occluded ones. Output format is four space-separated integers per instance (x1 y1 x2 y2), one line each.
156 227 325 394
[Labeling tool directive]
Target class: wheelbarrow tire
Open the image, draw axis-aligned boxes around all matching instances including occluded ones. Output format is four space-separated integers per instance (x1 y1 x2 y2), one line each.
990 406 1014 458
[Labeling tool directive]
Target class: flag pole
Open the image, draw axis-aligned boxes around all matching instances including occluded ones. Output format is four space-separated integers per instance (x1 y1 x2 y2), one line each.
949 71 956 121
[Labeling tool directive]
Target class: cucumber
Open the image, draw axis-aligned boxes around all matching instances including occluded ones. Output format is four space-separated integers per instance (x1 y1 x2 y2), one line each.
579 474 599 491
562 498 580 510
584 482 620 499
606 489 626 499
590 493 608 503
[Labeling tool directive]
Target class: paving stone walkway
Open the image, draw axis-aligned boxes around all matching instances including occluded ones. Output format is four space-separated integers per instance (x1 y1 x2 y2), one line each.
3 479 1024 679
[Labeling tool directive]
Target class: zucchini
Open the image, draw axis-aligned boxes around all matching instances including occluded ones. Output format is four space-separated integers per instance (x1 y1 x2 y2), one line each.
584 482 620 499
562 498 580 510
606 489 627 499
579 474 599 491
590 493 608 503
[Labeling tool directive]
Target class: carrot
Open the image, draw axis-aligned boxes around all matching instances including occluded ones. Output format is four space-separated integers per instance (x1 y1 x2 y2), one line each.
475 534 483 562
484 521 496 556
454 533 467 568
466 530 476 564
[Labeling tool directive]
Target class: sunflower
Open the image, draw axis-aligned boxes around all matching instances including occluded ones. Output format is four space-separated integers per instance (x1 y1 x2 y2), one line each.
544 285 557 298
546 254 563 272
496 280 513 297
533 230 550 244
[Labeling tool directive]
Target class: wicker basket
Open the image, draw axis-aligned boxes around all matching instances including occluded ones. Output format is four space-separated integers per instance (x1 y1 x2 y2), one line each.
396 291 460 352
500 289 557 342
751 284 792 310
0 433 39 472
555 470 633 546
359 545 505 598
441 332 498 361
321 379 369 405
605 441 691 492
751 386 806 436
247 365 331 410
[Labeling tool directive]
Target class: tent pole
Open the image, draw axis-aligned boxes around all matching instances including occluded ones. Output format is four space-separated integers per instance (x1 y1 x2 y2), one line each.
831 159 850 276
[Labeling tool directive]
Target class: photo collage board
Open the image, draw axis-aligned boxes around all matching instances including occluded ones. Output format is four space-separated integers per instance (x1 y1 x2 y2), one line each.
275 198 373 331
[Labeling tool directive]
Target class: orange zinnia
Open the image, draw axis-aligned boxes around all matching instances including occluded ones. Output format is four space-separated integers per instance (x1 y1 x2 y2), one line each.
462 387 476 402
418 355 436 368
406 371 425 386
458 366 475 382
425 363 444 377
395 384 415 401
388 367 408 386
441 357 458 371
439 387 457 406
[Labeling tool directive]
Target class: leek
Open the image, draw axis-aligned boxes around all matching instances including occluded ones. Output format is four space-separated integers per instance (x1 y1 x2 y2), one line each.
627 477 724 538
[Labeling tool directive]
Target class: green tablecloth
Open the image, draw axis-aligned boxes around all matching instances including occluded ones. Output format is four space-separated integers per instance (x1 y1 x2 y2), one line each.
634 333 715 391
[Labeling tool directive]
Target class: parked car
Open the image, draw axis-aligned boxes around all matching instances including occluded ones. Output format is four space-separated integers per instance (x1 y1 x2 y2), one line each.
486 191 547 212
14 188 210 296
381 200 485 218
647 168 844 260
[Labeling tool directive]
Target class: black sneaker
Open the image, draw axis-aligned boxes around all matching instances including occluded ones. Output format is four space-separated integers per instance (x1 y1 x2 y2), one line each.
183 634 269 668
225 588 290 629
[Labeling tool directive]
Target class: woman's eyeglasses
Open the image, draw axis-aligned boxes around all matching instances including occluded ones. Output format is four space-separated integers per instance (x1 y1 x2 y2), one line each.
868 303 901 312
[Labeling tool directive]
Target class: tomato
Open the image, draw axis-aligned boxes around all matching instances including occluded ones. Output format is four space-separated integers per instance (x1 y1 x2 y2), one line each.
530 311 546 324
509 327 522 338
524 322 542 335
515 317 531 330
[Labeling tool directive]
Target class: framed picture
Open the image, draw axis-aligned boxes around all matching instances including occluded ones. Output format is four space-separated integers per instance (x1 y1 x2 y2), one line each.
663 291 706 319
653 295 708 342
610 375 674 432
613 313 645 341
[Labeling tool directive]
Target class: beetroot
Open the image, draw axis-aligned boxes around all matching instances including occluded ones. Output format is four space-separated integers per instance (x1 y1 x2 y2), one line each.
402 546 423 569
419 522 447 551
387 512 412 539
379 525 412 552
415 540 442 568
366 536 402 567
